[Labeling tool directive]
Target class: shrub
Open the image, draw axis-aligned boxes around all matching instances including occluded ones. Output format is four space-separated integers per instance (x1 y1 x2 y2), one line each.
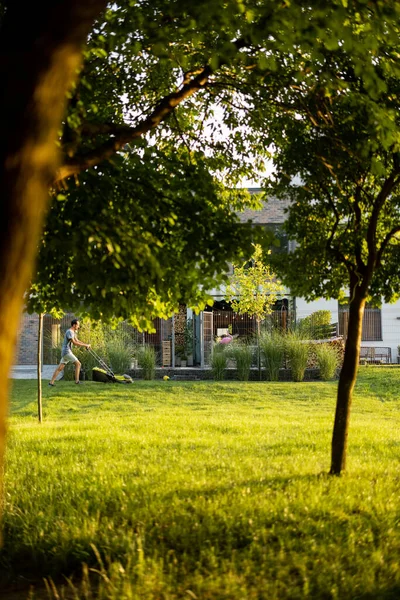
137 345 156 380
46 342 61 366
285 333 309 382
229 342 253 381
260 331 285 381
106 336 134 374
70 320 108 380
297 310 332 340
211 344 227 380
315 343 340 380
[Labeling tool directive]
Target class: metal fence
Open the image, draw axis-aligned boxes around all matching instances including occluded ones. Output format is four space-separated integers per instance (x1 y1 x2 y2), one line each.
338 306 382 341
26 304 400 367
211 308 296 339
39 309 337 366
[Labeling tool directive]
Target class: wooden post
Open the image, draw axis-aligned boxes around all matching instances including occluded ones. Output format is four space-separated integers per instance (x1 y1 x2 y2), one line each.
171 314 175 368
37 313 43 423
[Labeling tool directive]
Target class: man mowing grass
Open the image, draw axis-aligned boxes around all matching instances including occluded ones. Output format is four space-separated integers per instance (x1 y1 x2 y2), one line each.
49 319 91 386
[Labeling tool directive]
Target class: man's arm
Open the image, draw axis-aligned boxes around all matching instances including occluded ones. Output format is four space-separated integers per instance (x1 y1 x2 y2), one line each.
71 337 91 349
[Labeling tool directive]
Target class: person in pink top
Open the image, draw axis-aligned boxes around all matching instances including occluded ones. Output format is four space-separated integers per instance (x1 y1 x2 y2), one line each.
219 334 233 344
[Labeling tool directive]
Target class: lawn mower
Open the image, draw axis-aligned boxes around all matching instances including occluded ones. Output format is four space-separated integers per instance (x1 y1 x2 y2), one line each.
87 348 133 384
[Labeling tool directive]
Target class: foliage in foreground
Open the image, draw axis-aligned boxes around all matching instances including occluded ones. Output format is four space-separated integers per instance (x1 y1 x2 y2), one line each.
2 371 400 599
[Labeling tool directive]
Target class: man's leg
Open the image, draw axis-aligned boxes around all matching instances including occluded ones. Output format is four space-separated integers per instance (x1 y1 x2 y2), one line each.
74 359 82 383
49 363 65 385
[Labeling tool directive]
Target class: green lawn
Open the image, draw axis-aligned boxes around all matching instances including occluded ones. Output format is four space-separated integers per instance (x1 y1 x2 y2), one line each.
2 368 400 599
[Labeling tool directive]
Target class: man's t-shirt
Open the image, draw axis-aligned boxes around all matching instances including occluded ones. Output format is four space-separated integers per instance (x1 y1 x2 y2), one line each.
61 329 76 356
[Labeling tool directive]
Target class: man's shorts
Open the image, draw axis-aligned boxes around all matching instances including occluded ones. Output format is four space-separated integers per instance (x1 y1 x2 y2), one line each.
60 351 79 365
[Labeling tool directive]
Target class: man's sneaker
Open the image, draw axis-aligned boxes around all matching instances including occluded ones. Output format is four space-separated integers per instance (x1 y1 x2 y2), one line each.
48 382 55 387
75 381 82 384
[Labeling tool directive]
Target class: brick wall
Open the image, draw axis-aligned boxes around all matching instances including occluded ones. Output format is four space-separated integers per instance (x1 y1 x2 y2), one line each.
238 191 290 224
15 312 40 365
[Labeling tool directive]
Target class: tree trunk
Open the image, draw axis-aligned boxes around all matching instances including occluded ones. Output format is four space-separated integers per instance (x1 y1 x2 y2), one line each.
330 292 366 475
37 314 44 423
0 0 106 529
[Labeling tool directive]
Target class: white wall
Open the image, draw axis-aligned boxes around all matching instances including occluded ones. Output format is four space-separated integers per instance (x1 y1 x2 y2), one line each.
372 299 400 361
296 296 400 362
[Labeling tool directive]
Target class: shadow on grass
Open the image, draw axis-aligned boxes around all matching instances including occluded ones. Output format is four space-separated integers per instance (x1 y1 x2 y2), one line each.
0 473 329 574
355 588 400 600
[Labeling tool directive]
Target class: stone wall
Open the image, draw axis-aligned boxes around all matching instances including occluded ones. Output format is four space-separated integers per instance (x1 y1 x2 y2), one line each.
237 193 290 224
128 367 327 381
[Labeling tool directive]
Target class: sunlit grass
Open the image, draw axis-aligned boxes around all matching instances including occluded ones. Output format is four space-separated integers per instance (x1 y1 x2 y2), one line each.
2 369 400 599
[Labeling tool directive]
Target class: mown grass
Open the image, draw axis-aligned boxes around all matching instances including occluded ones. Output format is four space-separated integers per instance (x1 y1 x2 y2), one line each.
1 367 400 599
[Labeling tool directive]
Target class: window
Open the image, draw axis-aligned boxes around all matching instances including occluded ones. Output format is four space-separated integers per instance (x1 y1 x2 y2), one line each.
262 224 289 255
338 301 382 341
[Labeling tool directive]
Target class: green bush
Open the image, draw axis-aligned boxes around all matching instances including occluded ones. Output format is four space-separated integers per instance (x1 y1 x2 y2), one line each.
315 343 340 380
73 320 108 380
137 345 156 380
260 331 285 381
285 333 309 382
47 343 61 366
211 344 227 380
297 310 332 340
106 337 134 374
229 342 253 381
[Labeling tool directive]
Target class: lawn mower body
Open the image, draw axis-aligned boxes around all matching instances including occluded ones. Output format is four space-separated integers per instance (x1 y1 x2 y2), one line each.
87 348 133 384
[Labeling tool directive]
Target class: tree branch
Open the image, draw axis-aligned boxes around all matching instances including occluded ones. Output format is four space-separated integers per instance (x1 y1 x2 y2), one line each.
366 166 400 272
353 184 366 274
316 181 356 275
55 65 212 182
376 225 400 267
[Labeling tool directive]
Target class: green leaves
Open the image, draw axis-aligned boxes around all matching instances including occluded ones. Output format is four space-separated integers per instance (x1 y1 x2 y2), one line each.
28 148 258 328
29 0 400 326
225 244 285 322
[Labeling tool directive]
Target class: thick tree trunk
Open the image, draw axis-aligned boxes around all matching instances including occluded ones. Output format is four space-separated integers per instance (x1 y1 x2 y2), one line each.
0 0 106 532
330 292 366 474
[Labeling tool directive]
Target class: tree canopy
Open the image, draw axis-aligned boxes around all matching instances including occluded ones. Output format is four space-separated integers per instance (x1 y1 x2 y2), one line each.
56 0 400 185
28 0 400 329
247 5 400 473
28 149 261 329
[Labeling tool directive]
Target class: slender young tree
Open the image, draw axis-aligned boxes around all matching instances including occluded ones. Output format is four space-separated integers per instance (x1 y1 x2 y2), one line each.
262 43 400 473
225 244 284 337
225 244 284 376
